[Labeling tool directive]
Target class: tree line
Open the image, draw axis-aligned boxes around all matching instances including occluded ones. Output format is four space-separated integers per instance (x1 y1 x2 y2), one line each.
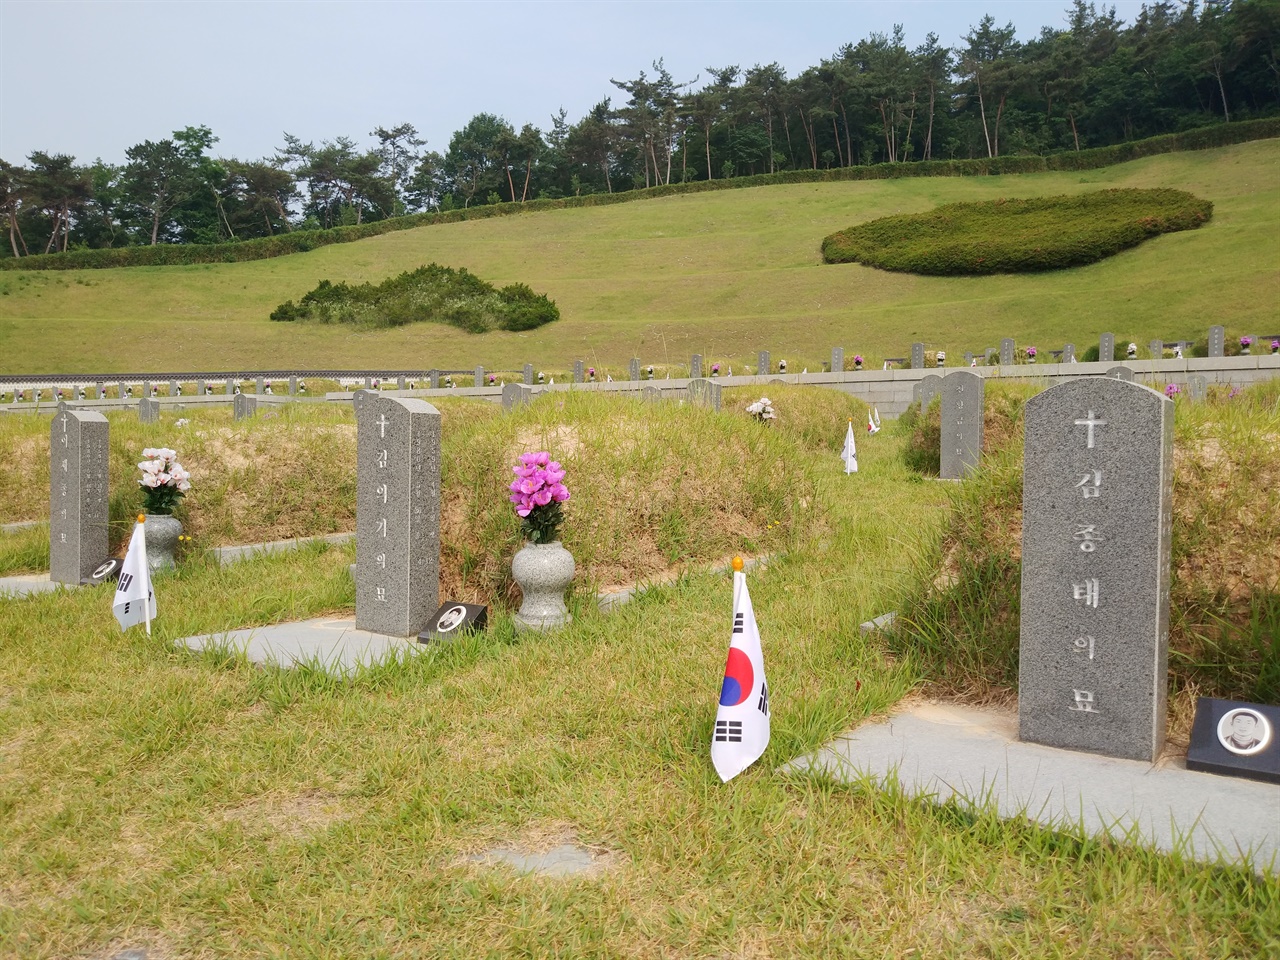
3 0 1276 259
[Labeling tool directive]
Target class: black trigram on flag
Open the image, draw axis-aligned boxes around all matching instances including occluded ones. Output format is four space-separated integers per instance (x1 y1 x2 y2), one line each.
732 613 744 635
714 720 743 742
757 682 769 716
118 572 133 593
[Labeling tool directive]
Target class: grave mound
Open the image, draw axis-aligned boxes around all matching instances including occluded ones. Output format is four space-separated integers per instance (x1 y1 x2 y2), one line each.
821 188 1212 275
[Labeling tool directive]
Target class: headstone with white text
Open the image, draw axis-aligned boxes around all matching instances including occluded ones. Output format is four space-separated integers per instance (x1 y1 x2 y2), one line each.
523 363 534 386
940 370 984 481
1208 325 1224 358
758 350 771 376
1099 333 1115 363
1062 343 1075 364
1188 374 1207 403
233 393 256 420
831 347 844 374
920 373 943 411
1019 378 1173 762
691 354 703 379
1000 339 1015 366
572 361 583 384
630 358 640 382
49 404 109 584
687 378 720 411
912 343 925 370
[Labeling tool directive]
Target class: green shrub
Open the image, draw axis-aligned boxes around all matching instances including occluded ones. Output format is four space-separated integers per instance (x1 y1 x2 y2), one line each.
822 189 1213 275
270 264 559 333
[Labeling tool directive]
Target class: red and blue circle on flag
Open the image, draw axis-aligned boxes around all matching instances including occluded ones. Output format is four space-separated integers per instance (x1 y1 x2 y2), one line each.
719 647 754 706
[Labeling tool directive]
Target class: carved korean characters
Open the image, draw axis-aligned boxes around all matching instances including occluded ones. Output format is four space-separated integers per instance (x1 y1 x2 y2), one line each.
1019 378 1174 762
50 404 110 583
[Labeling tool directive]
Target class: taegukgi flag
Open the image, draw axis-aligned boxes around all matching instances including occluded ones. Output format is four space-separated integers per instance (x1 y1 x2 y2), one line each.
113 514 155 633
712 557 770 782
841 419 858 473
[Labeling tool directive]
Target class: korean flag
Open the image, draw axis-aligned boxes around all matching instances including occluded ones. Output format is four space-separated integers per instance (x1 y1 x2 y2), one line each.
712 558 770 782
113 515 156 633
841 420 858 474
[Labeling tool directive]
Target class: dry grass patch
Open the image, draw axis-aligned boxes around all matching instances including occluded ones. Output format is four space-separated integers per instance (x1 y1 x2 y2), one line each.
218 787 353 840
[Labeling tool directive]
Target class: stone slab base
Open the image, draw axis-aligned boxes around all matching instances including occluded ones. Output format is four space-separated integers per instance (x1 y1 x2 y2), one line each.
785 702 1278 873
179 616 420 674
0 573 72 598
213 532 353 565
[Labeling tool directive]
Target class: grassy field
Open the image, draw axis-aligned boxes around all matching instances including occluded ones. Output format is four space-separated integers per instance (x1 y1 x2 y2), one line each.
1 386 1277 958
1 139 1277 375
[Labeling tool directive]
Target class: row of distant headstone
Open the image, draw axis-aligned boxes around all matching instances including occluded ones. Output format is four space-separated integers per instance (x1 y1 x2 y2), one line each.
913 325 1248 370
502 376 726 412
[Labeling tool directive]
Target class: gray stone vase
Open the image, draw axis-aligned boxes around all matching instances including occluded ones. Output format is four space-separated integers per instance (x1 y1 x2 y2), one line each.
145 514 183 571
512 541 574 632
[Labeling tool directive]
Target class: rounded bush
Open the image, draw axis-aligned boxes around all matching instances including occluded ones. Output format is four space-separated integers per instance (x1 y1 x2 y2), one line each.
821 188 1213 275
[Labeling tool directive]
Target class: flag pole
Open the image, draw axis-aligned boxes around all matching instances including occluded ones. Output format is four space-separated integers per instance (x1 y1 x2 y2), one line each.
138 513 151 636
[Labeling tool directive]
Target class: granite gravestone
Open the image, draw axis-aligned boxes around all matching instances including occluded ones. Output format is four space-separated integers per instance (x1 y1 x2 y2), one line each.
1208 325 1225 358
1062 343 1075 364
911 343 925 370
49 405 109 584
629 358 640 382
94 382 104 399
1185 698 1280 785
985 348 998 365
139 398 160 423
143 380 153 398
940 370 984 480
1000 339 1016 366
758 350 771 376
422 371 435 390
642 386 663 404
397 376 407 390
355 393 442 638
831 347 844 374
964 352 974 366
572 361 583 384
920 374 943 411
1149 339 1163 359
687 378 721 411
118 382 128 400
1019 378 1173 762
523 364 534 386
233 393 257 420
364 377 374 389
256 377 265 394
1106 366 1134 382
476 366 486 387
691 354 703 379
1099 333 1115 363
225 378 236 395
502 382 534 411
196 380 206 397
168 380 179 396
1188 374 1208 403
912 381 923 407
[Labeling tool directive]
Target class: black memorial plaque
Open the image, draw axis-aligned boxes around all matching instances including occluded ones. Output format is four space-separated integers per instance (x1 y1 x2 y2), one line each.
417 601 488 644
1186 697 1280 785
81 556 122 586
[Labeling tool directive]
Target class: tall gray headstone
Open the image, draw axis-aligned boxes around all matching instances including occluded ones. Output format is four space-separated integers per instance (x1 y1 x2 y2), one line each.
49 405 109 584
1148 339 1163 359
288 376 297 395
476 365 486 387
1062 343 1075 364
572 361 583 384
94 381 105 399
963 352 974 366
168 380 179 396
196 380 206 397
256 377 265 394
428 371 439 390
143 380 153 398
831 347 844 374
1188 375 1207 402
355 393 441 638
985 348 997 365
118 381 129 399
911 342 925 370
940 370 984 481
758 350 771 375
912 381 923 406
1106 366 1134 382
1099 333 1115 363
1208 325 1225 358
502 382 534 411
629 358 640 382
687 378 720 411
233 393 256 420
642 386 662 404
523 363 534 386
1000 339 1015 366
691 354 703 379
397 376 407 390
139 398 160 423
1019 378 1173 762
364 376 374 389
225 378 235 395
920 373 943 410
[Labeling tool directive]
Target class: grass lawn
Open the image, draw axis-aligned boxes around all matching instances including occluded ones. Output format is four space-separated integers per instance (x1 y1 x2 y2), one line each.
1 140 1277 375
1 388 1277 958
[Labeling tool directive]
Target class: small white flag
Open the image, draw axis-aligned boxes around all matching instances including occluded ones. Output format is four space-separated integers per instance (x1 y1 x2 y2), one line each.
873 407 881 428
113 515 155 634
712 559 770 782
841 421 858 473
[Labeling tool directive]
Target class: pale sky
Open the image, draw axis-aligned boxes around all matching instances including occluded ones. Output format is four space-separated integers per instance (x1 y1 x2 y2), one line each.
1 0 1151 165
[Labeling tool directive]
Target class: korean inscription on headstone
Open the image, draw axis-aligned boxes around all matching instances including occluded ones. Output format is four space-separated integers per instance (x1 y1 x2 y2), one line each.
1000 338 1015 366
1208 325 1224 358
233 393 256 420
687 378 720 411
691 354 703 379
911 342 925 370
758 350 771 376
49 405 109 584
920 373 943 411
831 347 844 374
1099 332 1115 363
940 370 984 480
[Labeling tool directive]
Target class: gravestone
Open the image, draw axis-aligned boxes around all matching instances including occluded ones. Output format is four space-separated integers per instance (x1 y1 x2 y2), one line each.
225 378 235 395
758 350 771 376
476 366 486 387
912 381 923 406
985 348 997 365
168 380 179 396
1188 374 1207 402
1000 339 1015 366
428 371 439 389
1149 339 1163 359
502 382 535 411
687 378 721 411
364 376 373 389
572 361 583 384
256 377 265 394
143 380 153 398
397 376 407 390
289 376 297 395
831 347 844 374
1099 333 1115 363
49 405 109 584
139 398 160 423
1208 325 1225 358
963 352 974 366
1062 343 1075 364
629 358 640 381
355 393 442 637
940 371 984 480
691 354 703 379
95 382 105 399
642 386 662 404
523 363 534 386
911 343 925 370
233 393 257 420
1106 366 1134 382
920 373 943 410
1019 378 1173 762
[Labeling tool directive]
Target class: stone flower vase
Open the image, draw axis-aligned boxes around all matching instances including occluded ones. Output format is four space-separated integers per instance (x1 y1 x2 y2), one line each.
512 540 574 633
145 513 183 571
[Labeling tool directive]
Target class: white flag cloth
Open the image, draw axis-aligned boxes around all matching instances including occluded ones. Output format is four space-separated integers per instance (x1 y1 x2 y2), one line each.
841 422 858 473
113 518 155 633
712 569 770 782
873 407 881 428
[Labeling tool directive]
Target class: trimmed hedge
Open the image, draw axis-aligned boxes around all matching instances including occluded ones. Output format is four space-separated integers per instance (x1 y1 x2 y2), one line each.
270 264 559 333
821 188 1212 275
5 117 1275 272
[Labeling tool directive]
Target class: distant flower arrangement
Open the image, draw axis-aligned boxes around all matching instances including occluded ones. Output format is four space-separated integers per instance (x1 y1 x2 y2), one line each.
1127 342 1138 357
1165 383 1181 398
711 363 720 376
1240 336 1253 347
746 396 776 423
1026 346 1037 358
1272 339 1279 353
853 355 864 368
509 452 570 544
138 448 191 515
